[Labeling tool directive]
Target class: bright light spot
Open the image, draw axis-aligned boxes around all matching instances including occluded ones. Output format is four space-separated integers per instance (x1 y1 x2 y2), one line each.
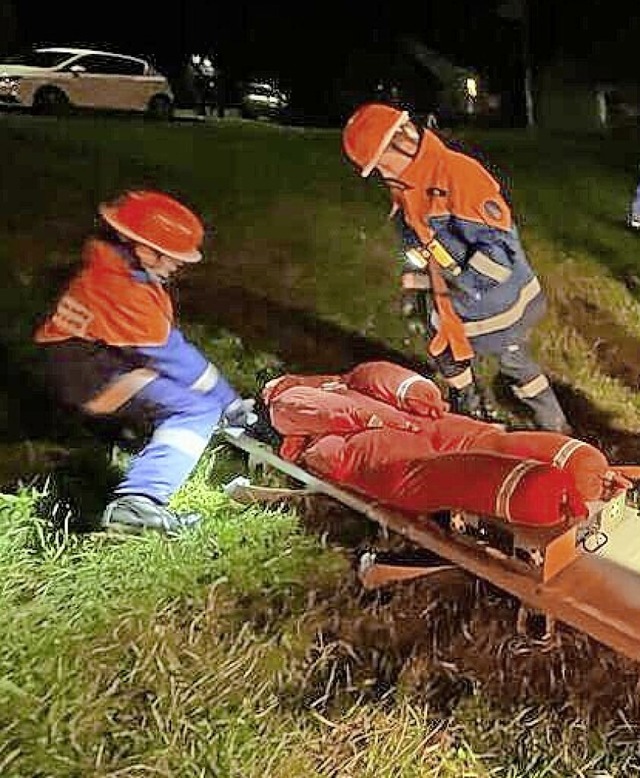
466 77 478 98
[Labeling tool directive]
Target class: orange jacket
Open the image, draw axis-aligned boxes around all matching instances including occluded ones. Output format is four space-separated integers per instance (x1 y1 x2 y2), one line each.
392 132 529 362
391 130 513 242
35 239 173 347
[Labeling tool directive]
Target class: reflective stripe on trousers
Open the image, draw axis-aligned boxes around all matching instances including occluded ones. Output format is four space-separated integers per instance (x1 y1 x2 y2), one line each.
498 343 568 432
115 373 237 504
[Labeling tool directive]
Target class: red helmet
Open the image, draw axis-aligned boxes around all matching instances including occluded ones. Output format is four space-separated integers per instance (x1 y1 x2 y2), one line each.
342 103 410 178
99 190 204 262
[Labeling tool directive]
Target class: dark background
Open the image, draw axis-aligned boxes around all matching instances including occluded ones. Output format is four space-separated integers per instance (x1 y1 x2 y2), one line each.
4 0 639 125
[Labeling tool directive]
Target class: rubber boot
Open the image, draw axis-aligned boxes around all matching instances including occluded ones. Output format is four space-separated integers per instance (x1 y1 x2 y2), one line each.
449 384 505 425
101 494 201 536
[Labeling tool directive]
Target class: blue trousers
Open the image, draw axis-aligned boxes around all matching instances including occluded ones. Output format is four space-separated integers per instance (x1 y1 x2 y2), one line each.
116 329 237 503
631 180 640 219
115 374 235 503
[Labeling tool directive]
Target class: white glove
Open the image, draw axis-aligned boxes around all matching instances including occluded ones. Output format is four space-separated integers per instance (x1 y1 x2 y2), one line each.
221 398 258 434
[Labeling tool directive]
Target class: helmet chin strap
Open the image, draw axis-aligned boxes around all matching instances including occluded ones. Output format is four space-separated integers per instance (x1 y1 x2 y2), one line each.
129 243 174 283
376 122 422 183
144 268 166 283
389 121 422 159
378 174 411 190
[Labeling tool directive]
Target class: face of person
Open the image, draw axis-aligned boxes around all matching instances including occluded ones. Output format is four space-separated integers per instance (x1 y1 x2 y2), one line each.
374 122 420 182
134 244 189 281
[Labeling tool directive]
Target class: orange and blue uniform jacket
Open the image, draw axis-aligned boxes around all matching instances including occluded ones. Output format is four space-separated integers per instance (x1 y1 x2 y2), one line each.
35 238 238 504
393 129 544 356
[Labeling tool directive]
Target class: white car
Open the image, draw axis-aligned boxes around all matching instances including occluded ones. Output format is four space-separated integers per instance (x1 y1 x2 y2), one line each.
0 47 174 118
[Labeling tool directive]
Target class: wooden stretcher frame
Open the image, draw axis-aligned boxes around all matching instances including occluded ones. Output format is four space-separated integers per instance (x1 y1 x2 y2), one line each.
223 432 640 663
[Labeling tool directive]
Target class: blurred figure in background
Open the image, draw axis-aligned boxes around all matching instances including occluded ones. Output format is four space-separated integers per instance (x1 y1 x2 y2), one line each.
628 176 640 231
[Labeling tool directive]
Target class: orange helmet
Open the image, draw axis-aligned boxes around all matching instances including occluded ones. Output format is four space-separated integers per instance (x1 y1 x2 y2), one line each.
99 190 204 262
342 103 410 178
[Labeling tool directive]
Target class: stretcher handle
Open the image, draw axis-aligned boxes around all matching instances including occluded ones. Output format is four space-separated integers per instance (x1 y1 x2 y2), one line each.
609 465 640 482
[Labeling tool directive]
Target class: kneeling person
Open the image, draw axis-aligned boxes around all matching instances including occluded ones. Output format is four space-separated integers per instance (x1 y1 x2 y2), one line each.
35 189 253 534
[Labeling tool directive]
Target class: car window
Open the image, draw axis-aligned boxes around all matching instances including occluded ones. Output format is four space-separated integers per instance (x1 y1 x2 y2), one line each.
70 55 146 76
3 50 71 68
247 83 276 96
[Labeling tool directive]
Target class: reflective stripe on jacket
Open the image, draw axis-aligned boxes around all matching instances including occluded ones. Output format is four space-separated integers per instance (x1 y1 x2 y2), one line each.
394 130 543 339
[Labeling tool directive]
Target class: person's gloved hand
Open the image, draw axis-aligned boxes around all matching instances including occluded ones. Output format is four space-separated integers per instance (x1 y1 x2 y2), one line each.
221 398 258 432
401 289 430 336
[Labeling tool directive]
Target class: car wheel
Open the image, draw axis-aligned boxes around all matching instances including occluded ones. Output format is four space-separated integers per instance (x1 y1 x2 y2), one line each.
33 87 70 116
146 94 173 121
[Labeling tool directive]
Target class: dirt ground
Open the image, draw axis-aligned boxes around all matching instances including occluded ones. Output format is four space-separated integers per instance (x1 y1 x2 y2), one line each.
181 280 640 727
299 497 640 727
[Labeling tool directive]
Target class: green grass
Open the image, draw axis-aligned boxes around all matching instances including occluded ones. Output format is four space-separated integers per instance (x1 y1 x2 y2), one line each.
2 115 640 774
4 476 638 777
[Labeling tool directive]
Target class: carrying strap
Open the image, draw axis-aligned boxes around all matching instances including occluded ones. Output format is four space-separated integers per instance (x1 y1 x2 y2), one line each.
427 258 474 362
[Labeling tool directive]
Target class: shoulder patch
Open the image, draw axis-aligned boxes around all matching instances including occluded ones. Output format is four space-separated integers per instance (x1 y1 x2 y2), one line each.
483 199 504 221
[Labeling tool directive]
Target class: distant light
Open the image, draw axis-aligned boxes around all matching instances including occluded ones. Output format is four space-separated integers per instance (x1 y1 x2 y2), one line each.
466 77 478 98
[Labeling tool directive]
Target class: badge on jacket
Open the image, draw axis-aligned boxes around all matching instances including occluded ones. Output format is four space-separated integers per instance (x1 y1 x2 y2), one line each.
483 199 504 221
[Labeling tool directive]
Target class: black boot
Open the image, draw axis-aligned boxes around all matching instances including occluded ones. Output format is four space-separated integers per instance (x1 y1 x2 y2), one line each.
449 384 483 418
449 384 505 424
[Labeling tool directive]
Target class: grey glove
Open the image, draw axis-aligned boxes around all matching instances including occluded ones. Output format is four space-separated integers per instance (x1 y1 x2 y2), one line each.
401 289 431 336
221 398 258 431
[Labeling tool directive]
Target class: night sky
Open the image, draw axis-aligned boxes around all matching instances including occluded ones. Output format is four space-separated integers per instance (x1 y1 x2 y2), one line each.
6 0 639 116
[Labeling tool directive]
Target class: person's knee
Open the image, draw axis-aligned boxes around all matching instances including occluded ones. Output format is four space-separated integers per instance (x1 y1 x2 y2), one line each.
498 343 537 379
130 377 228 427
177 388 227 426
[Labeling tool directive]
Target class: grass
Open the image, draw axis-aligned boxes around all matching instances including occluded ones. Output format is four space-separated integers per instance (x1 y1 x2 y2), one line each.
2 114 640 774
5 475 638 777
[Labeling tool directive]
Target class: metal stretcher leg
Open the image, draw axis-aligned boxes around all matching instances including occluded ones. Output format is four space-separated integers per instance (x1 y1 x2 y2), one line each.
516 603 559 648
357 550 458 590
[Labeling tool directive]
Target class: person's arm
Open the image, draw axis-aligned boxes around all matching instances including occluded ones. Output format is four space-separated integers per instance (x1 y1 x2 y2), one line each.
393 214 432 334
447 220 517 294
135 328 257 429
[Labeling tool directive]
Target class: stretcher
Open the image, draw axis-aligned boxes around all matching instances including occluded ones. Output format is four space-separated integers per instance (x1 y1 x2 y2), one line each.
223 431 640 663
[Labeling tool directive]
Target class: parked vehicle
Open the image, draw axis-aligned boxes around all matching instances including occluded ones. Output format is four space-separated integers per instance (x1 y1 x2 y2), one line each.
239 79 289 122
0 47 174 118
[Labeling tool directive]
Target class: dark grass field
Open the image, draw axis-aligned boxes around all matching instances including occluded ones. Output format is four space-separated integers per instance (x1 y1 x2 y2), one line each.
2 114 640 776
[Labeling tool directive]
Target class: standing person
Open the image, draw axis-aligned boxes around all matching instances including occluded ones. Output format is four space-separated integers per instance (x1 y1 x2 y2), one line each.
201 52 223 118
34 190 255 534
342 103 570 432
628 177 640 231
188 54 208 117
180 55 203 117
